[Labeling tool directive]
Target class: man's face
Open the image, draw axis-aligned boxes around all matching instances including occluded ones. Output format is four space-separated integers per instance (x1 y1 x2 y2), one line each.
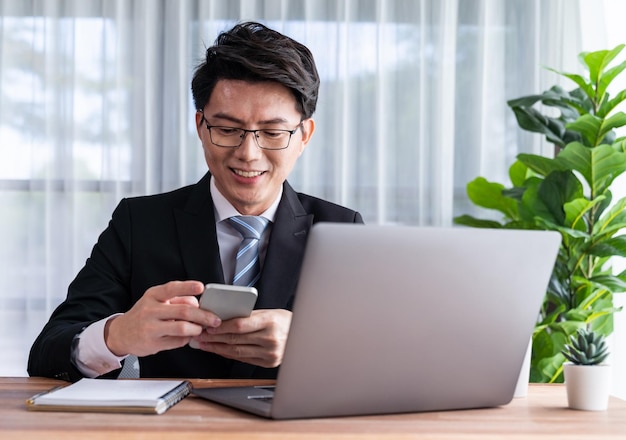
196 79 315 215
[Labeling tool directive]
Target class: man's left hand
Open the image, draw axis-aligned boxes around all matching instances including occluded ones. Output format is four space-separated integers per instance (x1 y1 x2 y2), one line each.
191 309 292 368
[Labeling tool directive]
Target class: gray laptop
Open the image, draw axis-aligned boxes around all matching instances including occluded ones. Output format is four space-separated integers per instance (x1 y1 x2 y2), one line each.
193 223 560 419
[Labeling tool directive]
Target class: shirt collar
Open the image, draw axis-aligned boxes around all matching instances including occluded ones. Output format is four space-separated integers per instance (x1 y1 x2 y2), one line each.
210 175 282 223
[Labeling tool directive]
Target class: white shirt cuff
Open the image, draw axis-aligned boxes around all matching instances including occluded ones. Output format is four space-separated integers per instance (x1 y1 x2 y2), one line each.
74 314 128 377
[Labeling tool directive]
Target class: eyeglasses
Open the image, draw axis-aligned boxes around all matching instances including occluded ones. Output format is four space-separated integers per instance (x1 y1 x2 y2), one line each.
199 113 301 150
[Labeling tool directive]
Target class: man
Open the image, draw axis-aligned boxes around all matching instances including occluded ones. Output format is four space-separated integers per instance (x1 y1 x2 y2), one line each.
28 21 363 382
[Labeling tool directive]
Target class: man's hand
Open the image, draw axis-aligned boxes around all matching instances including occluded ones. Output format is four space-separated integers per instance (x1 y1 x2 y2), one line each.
105 281 222 357
191 309 292 368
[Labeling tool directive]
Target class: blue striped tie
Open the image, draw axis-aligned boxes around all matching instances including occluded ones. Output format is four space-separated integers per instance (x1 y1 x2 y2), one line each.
228 216 270 287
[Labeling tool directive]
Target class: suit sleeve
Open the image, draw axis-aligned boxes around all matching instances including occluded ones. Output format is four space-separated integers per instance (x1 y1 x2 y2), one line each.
27 199 134 381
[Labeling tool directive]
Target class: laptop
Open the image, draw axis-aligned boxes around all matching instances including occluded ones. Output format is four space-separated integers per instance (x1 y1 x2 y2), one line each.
193 223 560 419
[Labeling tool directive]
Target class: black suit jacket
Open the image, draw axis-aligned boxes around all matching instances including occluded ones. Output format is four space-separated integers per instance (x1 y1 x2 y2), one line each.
27 173 363 381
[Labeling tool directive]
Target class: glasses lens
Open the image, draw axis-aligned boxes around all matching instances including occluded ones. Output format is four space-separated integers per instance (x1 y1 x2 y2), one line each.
256 130 291 150
209 127 244 147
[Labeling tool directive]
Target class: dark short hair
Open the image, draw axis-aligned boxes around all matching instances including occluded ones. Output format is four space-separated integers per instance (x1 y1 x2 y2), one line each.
191 21 320 120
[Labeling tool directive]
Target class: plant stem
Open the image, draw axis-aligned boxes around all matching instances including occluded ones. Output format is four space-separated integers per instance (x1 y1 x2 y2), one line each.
549 364 564 384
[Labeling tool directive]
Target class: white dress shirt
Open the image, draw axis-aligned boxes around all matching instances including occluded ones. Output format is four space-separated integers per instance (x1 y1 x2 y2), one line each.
73 176 281 377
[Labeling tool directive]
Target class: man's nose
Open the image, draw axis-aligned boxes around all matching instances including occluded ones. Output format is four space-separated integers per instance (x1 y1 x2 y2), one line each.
236 131 261 158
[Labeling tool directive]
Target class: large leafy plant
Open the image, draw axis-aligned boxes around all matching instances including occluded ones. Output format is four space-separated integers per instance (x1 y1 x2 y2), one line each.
455 45 626 383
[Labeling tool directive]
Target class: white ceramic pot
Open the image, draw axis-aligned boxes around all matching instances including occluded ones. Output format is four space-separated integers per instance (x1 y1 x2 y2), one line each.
563 363 612 411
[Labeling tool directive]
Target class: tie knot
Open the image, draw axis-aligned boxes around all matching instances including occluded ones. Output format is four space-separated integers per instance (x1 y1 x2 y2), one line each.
228 216 270 240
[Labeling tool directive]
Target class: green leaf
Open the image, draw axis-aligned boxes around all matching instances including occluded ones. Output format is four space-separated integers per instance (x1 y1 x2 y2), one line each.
537 171 584 225
534 217 589 239
546 276 570 306
599 60 626 101
615 267 626 280
560 72 594 102
534 354 566 383
585 45 626 98
532 328 559 358
590 305 623 320
453 215 503 228
563 308 590 322
566 87 595 116
589 310 615 335
564 196 605 230
612 138 626 152
507 85 588 148
465 177 518 219
510 107 568 147
600 112 626 140
566 114 602 147
600 89 626 118
507 86 583 121
572 276 606 295
590 274 626 292
538 303 567 326
501 187 525 201
553 320 586 336
565 112 626 148
517 153 566 177
532 326 570 383
555 142 626 196
509 160 529 187
587 235 626 257
593 196 626 236
518 178 555 223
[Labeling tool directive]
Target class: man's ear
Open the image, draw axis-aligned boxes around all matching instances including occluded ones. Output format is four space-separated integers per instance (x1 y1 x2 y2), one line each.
299 118 315 147
195 111 204 139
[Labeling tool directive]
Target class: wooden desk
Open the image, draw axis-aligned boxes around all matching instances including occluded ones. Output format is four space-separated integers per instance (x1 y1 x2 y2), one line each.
1 377 625 439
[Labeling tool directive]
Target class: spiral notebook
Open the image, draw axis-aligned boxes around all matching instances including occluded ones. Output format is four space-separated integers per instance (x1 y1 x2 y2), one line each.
26 378 192 414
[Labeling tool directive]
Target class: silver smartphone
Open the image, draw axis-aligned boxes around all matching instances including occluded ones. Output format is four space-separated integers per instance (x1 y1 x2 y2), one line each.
198 283 258 320
189 283 258 350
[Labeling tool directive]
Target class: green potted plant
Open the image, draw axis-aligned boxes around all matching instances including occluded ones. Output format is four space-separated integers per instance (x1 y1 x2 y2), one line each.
562 326 611 410
454 45 626 384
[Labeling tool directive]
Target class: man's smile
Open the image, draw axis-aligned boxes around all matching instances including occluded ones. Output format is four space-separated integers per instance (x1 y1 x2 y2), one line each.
232 169 265 178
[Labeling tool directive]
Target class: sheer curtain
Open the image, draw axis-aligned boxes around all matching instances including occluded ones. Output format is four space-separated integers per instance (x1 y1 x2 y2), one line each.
2 0 619 391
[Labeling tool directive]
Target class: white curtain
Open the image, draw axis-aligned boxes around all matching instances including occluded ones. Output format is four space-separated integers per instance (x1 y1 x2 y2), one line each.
2 0 618 387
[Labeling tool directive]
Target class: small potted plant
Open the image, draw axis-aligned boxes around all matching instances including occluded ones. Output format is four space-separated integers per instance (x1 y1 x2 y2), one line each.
562 326 612 411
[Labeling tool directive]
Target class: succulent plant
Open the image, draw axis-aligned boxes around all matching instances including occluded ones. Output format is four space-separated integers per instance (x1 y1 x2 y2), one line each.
562 327 610 366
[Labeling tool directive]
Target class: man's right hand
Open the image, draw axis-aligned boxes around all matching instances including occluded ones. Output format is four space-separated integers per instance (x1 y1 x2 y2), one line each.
104 280 222 357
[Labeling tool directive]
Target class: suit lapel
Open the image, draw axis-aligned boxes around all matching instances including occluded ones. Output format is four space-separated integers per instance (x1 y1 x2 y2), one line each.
256 182 313 309
173 173 225 284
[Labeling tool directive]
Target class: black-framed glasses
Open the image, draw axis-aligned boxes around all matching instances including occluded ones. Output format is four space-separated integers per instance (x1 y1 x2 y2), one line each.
199 113 301 150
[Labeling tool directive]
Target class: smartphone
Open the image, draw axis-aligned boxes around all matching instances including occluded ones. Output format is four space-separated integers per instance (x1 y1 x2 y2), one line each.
189 283 258 350
197 283 258 320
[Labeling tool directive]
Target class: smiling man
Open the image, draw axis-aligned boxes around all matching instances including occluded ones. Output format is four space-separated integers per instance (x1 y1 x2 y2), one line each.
197 80 313 216
28 22 363 382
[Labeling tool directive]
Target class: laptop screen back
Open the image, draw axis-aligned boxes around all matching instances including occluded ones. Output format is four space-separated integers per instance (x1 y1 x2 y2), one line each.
268 224 560 419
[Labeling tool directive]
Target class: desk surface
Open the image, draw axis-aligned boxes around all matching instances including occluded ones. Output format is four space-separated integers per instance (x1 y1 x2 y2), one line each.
1 377 625 439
